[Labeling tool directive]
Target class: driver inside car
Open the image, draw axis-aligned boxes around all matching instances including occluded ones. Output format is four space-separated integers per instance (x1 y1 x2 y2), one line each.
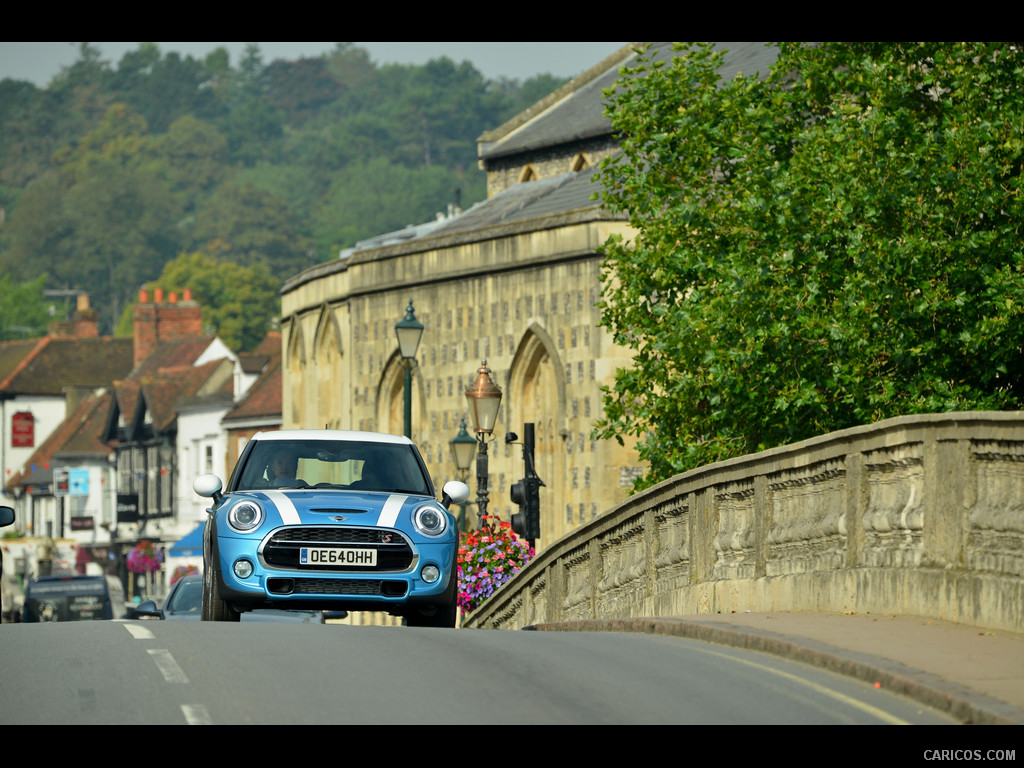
268 451 300 486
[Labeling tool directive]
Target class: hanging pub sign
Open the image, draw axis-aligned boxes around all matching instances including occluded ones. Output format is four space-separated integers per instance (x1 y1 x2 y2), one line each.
11 411 34 447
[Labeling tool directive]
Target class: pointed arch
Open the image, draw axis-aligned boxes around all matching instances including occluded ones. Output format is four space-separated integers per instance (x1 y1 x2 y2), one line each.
284 316 307 428
508 323 567 547
313 304 344 429
375 350 425 440
570 152 590 172
518 163 539 183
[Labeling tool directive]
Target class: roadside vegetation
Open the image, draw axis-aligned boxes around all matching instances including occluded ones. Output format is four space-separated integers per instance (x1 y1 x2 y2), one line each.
596 42 1024 488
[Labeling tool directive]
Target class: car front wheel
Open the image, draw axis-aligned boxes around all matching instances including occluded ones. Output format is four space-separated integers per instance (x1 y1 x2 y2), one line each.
202 548 240 622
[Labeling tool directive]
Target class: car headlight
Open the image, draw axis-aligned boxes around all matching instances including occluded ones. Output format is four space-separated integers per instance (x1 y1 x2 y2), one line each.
227 500 264 532
412 504 448 537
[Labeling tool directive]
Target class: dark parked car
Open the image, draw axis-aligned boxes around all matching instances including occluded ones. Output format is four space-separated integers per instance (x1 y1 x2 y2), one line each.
135 574 203 620
22 574 128 622
0 506 14 622
134 573 331 623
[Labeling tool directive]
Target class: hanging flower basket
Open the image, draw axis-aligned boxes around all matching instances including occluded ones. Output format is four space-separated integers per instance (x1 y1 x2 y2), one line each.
457 515 534 616
171 564 199 585
127 540 164 574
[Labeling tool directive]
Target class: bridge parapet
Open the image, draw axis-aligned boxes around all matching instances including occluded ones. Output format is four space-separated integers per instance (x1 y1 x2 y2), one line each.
466 412 1024 632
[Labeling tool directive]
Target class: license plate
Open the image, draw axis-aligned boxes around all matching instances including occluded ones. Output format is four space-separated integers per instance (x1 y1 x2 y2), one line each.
299 547 377 567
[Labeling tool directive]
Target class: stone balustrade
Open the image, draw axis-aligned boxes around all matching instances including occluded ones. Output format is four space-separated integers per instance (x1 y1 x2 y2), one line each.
466 412 1024 633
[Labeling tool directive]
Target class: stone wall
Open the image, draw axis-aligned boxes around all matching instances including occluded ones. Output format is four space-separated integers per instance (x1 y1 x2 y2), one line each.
280 212 642 547
467 412 1024 633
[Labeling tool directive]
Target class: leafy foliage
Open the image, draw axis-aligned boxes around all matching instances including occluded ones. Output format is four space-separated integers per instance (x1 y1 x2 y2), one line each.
595 42 1024 488
0 43 567 341
0 272 53 340
133 251 280 352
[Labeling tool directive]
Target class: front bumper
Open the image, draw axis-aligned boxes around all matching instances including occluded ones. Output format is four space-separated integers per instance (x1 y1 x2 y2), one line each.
213 524 457 613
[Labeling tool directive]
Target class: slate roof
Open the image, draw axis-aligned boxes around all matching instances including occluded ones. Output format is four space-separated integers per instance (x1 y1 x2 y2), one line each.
0 336 133 396
283 42 781 294
478 42 779 163
430 165 605 235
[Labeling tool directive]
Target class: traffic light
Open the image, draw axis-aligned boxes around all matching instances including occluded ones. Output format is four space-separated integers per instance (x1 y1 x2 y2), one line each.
510 424 543 547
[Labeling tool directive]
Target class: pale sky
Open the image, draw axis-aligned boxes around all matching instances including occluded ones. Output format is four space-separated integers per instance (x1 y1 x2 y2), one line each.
0 42 631 87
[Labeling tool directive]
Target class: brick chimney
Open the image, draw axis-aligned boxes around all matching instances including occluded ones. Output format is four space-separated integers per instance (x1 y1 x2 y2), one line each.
72 294 99 338
133 286 203 366
48 293 99 338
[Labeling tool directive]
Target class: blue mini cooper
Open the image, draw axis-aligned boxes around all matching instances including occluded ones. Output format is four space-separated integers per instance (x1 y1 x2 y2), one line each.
193 430 470 627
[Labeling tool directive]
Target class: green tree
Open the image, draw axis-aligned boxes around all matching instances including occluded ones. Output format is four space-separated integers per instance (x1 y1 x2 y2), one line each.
595 42 1024 488
0 272 52 340
120 251 280 352
190 182 312 275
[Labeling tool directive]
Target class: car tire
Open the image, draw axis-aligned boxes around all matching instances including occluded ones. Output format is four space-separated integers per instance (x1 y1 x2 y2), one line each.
202 537 240 622
406 548 458 628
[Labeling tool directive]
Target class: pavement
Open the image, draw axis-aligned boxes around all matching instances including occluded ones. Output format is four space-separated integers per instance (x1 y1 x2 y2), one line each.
528 611 1024 725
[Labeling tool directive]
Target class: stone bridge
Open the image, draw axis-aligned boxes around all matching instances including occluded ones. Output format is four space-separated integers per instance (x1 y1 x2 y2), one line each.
465 412 1024 633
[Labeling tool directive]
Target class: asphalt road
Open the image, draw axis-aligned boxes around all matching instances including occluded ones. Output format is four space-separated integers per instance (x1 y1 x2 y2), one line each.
0 620 960 725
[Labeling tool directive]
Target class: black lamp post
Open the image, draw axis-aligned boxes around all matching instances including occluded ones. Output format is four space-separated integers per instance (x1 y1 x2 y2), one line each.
394 299 424 439
449 419 477 532
464 359 502 523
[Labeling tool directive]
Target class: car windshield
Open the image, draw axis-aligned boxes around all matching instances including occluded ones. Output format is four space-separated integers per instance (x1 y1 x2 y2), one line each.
233 439 432 496
166 579 202 614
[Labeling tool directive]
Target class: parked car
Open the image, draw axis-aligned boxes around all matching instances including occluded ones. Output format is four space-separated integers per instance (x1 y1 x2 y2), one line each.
0 506 14 622
134 573 331 623
193 430 469 627
134 574 204 620
22 574 128 622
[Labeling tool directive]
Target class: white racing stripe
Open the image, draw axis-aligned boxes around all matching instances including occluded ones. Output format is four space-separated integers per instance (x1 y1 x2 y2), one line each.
263 490 301 524
376 494 408 528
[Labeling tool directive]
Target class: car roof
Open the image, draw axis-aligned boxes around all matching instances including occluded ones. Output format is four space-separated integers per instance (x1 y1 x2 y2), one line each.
250 429 414 446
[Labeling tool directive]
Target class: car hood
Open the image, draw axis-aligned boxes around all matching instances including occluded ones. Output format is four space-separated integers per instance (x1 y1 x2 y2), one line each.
225 489 438 529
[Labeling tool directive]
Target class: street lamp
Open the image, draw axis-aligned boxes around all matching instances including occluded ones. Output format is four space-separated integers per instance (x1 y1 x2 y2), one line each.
449 419 477 532
464 359 502 523
394 299 424 438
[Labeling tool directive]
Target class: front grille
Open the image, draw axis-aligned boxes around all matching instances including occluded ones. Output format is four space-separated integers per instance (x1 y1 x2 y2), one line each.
261 526 414 572
267 577 407 597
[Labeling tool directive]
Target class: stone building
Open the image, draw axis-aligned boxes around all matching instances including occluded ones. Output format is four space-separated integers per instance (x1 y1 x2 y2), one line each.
280 43 778 551
280 44 652 552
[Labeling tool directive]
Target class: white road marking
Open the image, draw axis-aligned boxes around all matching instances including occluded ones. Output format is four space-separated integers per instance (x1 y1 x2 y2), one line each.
124 624 155 640
182 704 213 725
148 649 189 684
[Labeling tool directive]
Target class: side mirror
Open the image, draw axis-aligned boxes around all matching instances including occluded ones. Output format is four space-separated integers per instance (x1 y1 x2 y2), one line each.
193 474 223 505
134 599 160 618
0 506 14 528
440 480 470 510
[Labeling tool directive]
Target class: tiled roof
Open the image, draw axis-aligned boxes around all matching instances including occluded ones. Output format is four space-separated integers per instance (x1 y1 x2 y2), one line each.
107 337 232 439
0 336 133 396
239 332 282 374
138 358 233 433
224 353 281 423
